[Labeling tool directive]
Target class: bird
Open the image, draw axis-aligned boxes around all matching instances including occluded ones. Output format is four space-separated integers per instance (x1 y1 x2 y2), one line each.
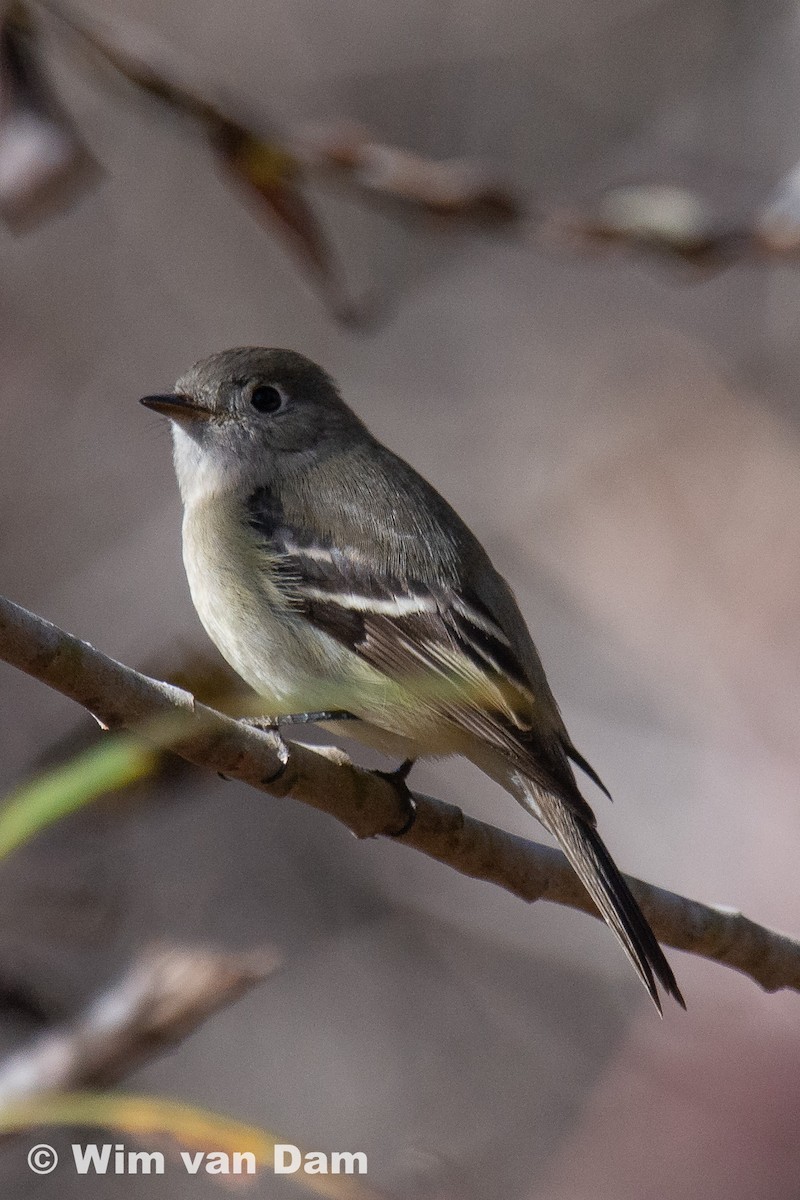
141 346 684 1012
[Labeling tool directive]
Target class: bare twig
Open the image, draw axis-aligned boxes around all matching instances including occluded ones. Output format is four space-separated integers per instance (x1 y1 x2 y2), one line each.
33 2 800 281
0 943 279 1105
293 122 522 226
1 592 799 998
39 0 359 322
0 3 100 229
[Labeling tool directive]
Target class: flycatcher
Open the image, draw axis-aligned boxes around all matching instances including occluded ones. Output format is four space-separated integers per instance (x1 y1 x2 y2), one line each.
141 347 683 1012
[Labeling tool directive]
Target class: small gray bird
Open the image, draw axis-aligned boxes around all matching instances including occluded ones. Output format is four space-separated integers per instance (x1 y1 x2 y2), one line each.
141 347 683 1012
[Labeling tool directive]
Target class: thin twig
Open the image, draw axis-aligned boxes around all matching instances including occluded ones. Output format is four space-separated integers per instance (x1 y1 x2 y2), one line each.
0 943 279 1105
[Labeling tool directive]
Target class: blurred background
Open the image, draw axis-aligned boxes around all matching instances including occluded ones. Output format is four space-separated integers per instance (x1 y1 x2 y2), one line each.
2 0 800 1195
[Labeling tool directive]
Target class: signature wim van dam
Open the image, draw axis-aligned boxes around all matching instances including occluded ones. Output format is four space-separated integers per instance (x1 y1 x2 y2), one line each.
27 1141 367 1176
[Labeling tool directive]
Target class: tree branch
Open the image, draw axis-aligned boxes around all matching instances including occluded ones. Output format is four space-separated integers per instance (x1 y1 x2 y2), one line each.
0 943 279 1105
1 593 798 997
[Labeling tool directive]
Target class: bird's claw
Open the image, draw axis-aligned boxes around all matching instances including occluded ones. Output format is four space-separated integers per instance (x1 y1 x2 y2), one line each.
374 758 417 837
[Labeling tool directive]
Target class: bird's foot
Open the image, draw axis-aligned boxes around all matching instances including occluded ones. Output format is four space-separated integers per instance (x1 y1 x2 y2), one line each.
374 758 417 837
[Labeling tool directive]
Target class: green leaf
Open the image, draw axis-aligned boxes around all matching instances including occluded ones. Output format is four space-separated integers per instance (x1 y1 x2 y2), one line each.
0 737 158 858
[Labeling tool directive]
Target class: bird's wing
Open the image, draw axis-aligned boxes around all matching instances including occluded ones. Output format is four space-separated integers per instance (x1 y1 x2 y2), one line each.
246 503 683 1010
248 505 592 812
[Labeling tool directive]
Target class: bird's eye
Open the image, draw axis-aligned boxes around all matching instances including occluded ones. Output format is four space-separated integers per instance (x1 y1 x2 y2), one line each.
250 384 285 414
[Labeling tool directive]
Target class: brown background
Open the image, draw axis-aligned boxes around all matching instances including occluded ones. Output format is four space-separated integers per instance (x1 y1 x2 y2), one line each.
1 1 799 1195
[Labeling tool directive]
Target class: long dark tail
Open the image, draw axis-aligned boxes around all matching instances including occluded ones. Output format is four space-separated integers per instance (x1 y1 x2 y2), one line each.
523 784 685 1013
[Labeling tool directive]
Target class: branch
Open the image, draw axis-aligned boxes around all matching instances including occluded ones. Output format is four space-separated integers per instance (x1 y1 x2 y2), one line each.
1 593 799 997
0 943 279 1104
18 0 800 312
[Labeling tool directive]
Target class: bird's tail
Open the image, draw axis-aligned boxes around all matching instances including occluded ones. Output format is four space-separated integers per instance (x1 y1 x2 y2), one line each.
521 783 685 1014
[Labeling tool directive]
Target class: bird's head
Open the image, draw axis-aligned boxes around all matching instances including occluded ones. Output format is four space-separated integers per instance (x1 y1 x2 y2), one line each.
141 346 366 502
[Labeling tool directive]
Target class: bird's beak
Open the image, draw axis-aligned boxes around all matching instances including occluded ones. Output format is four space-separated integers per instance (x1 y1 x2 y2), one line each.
139 393 214 422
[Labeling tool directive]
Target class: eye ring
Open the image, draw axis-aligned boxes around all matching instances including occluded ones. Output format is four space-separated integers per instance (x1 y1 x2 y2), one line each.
250 384 285 414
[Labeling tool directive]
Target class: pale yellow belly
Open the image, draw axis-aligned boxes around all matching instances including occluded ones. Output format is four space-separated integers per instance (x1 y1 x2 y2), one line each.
180 498 478 765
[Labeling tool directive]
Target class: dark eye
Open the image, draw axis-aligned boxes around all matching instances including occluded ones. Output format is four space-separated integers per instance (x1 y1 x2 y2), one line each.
250 384 285 414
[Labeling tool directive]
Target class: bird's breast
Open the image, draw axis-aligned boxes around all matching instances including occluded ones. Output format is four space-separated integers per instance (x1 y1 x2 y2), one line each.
180 497 395 718
182 498 307 706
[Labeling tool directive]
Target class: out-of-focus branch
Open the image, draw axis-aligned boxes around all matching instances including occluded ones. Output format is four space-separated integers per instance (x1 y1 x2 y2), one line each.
0 2 99 229
41 3 522 228
538 184 756 272
37 0 361 322
1 592 800 999
31 3 800 283
294 121 522 225
0 946 399 1198
0 944 279 1105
